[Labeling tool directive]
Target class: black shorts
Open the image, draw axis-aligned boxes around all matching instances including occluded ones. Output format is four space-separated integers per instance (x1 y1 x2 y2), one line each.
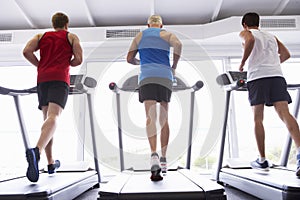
247 76 292 106
139 83 172 103
37 81 69 110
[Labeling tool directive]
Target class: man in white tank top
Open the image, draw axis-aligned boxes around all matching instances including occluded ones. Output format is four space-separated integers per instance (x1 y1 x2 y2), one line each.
239 12 300 176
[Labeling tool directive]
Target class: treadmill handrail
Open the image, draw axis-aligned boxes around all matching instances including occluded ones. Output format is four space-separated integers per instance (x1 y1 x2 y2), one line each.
287 84 300 90
109 80 204 93
0 76 97 96
0 86 37 96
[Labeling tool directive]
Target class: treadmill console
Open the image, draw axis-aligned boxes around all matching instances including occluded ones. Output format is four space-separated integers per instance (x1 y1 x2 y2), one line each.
216 71 247 90
120 75 189 92
70 74 84 86
228 71 247 82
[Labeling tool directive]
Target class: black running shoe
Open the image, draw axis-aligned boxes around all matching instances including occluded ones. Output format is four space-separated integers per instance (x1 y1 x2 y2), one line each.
150 153 163 181
150 165 163 181
250 159 269 171
296 166 300 177
26 147 40 182
48 160 60 174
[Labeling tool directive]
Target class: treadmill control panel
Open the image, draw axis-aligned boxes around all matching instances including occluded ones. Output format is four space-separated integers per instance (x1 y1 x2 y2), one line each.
216 71 247 91
228 71 247 82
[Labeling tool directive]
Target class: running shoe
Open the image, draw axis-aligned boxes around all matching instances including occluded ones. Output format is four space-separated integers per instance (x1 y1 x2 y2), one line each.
250 158 269 171
296 166 300 177
160 157 167 175
48 160 60 174
26 147 40 182
296 155 300 176
150 152 163 181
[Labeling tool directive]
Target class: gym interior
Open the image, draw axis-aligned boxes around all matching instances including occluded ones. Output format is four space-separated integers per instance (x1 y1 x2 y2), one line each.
0 1 300 199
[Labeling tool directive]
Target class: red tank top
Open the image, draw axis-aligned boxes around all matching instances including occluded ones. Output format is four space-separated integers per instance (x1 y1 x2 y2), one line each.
37 30 73 85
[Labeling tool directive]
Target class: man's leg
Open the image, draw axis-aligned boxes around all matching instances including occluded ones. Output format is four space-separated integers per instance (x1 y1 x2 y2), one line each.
38 102 63 165
144 100 162 181
250 104 269 170
159 101 169 174
144 100 157 153
25 103 62 182
274 101 300 147
274 101 300 175
252 104 265 158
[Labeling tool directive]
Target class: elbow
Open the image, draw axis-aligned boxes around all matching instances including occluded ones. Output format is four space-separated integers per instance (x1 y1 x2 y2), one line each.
126 56 131 64
71 58 83 67
23 48 29 59
126 55 133 64
78 57 83 65
286 51 291 60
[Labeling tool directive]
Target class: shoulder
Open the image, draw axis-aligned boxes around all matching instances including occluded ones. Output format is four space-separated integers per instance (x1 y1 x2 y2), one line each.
67 32 80 42
239 30 251 37
160 29 175 40
133 32 143 44
239 30 255 41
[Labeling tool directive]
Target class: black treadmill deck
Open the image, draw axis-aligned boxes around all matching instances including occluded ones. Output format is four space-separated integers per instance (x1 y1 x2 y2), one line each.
99 169 226 200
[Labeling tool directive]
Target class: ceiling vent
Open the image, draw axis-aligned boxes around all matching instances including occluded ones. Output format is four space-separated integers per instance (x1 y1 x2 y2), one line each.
106 29 140 39
260 18 296 29
0 33 13 43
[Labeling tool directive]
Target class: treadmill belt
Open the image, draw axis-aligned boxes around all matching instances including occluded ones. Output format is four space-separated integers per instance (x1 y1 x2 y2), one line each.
99 169 226 200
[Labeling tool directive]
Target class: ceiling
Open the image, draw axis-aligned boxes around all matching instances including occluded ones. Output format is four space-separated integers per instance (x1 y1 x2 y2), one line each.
0 0 300 30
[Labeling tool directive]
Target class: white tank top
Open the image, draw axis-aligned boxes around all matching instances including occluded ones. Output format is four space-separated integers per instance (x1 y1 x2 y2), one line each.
247 29 283 82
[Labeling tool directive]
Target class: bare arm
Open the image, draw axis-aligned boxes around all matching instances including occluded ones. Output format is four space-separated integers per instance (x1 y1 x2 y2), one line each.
69 33 83 67
127 33 141 65
23 34 41 67
239 30 255 71
276 37 290 63
168 33 182 71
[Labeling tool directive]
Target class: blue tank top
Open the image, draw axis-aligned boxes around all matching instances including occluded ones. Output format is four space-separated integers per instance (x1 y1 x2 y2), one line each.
138 28 172 82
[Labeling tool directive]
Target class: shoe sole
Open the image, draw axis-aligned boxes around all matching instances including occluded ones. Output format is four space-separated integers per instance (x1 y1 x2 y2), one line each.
26 149 39 182
296 168 300 177
251 166 269 171
150 165 163 181
161 168 167 175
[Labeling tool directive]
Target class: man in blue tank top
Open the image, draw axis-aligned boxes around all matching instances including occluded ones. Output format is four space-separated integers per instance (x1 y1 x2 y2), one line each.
239 12 300 176
127 15 182 181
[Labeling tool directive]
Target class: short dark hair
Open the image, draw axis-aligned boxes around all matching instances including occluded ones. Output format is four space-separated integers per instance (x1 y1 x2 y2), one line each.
52 12 69 29
241 12 260 27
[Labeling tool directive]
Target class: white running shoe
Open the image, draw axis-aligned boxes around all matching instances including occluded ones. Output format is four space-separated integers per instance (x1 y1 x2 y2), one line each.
160 157 167 175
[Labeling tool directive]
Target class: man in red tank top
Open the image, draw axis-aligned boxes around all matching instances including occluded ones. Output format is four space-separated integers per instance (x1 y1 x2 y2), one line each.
23 12 82 182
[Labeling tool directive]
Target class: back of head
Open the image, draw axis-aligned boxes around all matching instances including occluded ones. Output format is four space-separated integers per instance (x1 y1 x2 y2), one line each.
241 12 260 27
147 15 163 25
52 12 69 29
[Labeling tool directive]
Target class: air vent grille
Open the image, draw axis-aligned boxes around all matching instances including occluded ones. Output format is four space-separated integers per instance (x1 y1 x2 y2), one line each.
260 18 296 28
106 29 140 38
0 33 12 43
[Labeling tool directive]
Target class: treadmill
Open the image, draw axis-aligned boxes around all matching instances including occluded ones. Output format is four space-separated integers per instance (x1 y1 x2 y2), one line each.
0 75 101 200
215 71 300 200
99 75 226 200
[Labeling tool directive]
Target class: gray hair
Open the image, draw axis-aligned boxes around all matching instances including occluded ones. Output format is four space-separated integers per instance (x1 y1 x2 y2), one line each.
147 15 163 25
